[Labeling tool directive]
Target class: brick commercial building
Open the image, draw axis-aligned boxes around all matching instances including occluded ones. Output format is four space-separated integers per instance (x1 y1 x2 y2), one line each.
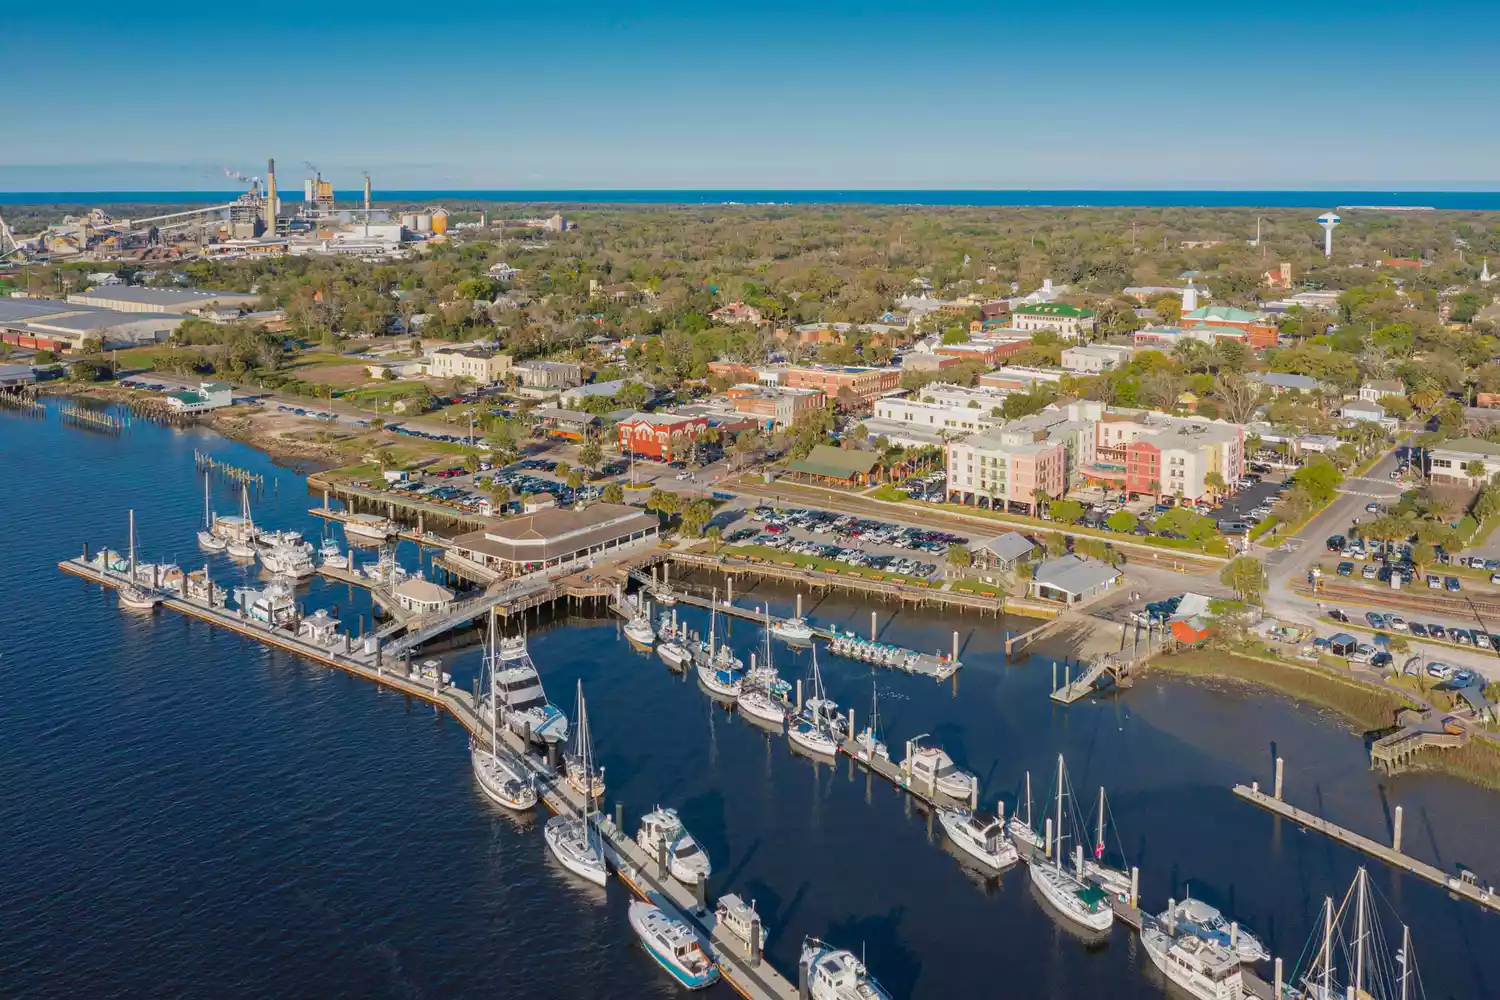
617 411 709 462
726 385 826 430
782 365 900 407
1179 306 1278 350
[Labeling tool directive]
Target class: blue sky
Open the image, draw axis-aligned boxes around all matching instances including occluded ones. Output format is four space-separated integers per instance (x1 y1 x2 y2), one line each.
3 3 1497 191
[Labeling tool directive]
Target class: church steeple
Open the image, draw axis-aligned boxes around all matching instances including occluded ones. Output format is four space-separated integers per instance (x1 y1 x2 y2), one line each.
1181 279 1199 315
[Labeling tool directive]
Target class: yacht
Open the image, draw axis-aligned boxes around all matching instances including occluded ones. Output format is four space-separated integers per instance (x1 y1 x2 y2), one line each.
854 682 889 761
628 896 719 990
658 637 691 670
624 610 657 647
117 510 162 610
901 737 977 801
184 568 226 607
257 528 311 553
197 476 226 551
1159 895 1269 963
715 894 766 951
787 648 843 757
636 806 712 885
318 538 348 570
261 543 315 580
342 512 398 541
1028 756 1115 933
490 634 569 746
543 681 607 887
938 808 1019 871
563 680 606 800
236 577 297 626
1142 924 1247 1000
359 550 409 586
771 616 815 643
473 620 539 811
800 938 892 1000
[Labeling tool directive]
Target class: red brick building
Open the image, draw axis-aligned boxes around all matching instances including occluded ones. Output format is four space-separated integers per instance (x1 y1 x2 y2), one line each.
783 365 900 407
617 412 709 462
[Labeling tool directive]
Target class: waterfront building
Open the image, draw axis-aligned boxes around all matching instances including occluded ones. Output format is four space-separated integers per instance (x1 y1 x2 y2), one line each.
427 348 513 384
1028 555 1121 605
451 503 660 578
0 297 183 351
782 444 886 487
165 381 233 413
393 578 455 615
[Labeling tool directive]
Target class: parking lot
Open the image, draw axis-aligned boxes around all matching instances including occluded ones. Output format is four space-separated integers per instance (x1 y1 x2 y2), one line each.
720 506 971 580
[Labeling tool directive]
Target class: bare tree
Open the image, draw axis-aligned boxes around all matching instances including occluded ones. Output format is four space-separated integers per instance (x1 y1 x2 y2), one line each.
1214 375 1263 425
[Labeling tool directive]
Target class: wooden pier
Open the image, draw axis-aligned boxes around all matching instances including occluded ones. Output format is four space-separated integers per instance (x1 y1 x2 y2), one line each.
307 476 491 531
1233 779 1500 913
308 503 455 551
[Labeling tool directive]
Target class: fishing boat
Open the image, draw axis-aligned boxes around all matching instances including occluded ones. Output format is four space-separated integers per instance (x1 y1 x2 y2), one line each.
1290 867 1420 1000
854 682 889 761
636 806 712 885
197 477 226 551
359 549 409 586
341 512 398 541
1009 770 1045 857
318 538 348 570
715 894 766 950
938 808 1019 871
787 646 843 757
235 576 297 626
471 613 538 811
624 609 657 647
770 616 815 643
1028 756 1114 933
800 938 892 1000
117 510 162 610
543 681 606 887
184 568 226 607
563 680 606 800
1141 923 1246 1000
900 736 977 801
652 588 677 606
628 895 719 990
489 634 569 745
1159 894 1270 964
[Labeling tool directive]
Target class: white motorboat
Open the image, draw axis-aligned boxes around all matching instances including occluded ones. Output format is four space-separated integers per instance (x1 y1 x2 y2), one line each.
342 512 398 541
184 568 227 607
636 806 712 885
629 896 719 990
652 588 677 606
770 616 815 643
226 538 258 560
901 737 976 801
117 511 162 610
854 682 889 761
715 894 766 951
1160 895 1270 964
543 679 606 887
261 544 315 580
487 634 569 745
1142 924 1247 1000
787 647 843 757
938 808 1019 871
318 538 348 570
197 478 226 550
658 638 691 670
256 528 311 554
563 680 606 800
624 612 657 647
359 550 409 585
1028 755 1114 933
801 938 892 1000
235 576 297 626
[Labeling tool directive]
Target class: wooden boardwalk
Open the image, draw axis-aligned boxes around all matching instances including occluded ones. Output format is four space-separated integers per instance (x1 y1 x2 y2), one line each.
1233 783 1500 913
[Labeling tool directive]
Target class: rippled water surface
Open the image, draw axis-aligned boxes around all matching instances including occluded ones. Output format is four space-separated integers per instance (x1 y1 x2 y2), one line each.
1 402 1495 999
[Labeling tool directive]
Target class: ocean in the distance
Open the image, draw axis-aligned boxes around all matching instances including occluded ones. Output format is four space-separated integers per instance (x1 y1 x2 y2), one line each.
3 189 1500 210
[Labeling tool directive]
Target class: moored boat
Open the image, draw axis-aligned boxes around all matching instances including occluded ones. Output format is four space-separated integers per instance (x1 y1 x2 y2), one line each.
318 538 348 570
624 612 657 647
770 616 815 642
636 806 712 885
629 895 719 990
563 679 606 800
901 736 977 801
543 680 606 887
342 512 398 541
1141 923 1246 1000
490 634 568 745
1028 755 1114 933
938 808 1019 871
800 938 892 1000
1159 894 1270 964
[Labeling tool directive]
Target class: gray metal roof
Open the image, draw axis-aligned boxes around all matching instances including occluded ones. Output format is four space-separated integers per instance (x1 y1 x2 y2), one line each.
25 310 179 333
69 286 257 307
1032 555 1119 596
0 298 83 323
977 532 1035 562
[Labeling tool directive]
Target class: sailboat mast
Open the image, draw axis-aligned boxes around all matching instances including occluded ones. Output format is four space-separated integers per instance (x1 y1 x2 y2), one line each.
1055 755 1064 867
1398 923 1411 1000
1025 771 1032 830
204 476 211 529
1097 787 1105 856
1354 868 1368 997
1321 896 1333 1000
488 617 498 760
128 509 136 575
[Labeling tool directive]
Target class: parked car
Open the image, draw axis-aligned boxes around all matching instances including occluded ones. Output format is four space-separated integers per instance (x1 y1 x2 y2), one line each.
1337 562 1354 577
1446 577 1462 592
1410 622 1429 637
1365 612 1387 629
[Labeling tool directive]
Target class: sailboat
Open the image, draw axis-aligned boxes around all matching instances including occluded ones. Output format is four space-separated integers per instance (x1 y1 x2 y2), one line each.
543 683 608 887
225 486 258 560
1028 755 1115 933
854 681 889 761
1009 770 1045 856
197 477 225 551
117 509 162 610
738 618 790 728
1081 785 1133 901
696 599 744 700
1290 867 1422 1000
564 680 606 800
787 645 843 757
470 615 538 812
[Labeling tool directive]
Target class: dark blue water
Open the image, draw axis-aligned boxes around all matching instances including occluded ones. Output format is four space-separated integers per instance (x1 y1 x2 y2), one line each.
3 190 1500 210
2 400 1496 999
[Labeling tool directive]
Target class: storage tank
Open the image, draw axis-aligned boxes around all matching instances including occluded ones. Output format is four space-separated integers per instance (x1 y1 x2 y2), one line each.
415 213 433 234
400 212 420 230
430 209 449 234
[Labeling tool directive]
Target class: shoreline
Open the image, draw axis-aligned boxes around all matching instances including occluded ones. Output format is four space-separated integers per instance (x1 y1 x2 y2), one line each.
1147 648 1500 792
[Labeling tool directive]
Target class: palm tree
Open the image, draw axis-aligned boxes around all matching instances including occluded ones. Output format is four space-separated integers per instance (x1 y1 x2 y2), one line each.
1205 471 1227 501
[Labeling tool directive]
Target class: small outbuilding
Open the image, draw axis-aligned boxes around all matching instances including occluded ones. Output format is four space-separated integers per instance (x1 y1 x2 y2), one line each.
974 532 1035 572
393 577 456 615
1328 632 1357 658
1028 554 1121 605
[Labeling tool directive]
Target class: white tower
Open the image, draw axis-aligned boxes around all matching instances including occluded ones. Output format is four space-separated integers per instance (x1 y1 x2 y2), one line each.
1181 279 1198 315
1482 258 1494 284
1317 212 1341 258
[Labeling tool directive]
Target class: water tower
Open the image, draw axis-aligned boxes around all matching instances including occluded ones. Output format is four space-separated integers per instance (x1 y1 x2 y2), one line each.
1317 211 1341 257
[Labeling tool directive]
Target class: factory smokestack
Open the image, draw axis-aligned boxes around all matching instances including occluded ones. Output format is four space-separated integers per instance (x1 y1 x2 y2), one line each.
264 157 278 234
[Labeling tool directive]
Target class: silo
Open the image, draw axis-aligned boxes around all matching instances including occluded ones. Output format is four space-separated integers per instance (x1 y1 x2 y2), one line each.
431 209 449 234
415 213 434 234
400 212 420 231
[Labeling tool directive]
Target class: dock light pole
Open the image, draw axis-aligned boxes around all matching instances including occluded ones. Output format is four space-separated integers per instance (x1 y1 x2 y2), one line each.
870 611 877 641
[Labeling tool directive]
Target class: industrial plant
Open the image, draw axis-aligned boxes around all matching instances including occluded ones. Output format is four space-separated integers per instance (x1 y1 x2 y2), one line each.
0 158 461 265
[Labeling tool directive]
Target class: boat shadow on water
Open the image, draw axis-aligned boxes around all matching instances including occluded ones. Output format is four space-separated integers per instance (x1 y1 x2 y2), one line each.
1025 878 1112 952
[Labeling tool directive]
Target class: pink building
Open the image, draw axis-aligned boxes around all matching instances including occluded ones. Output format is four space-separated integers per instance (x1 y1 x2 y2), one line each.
945 427 1067 515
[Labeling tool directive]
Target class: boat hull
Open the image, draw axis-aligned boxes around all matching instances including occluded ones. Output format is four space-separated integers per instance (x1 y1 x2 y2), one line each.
628 900 720 990
342 521 395 540
470 745 537 812
788 723 839 757
544 816 608 887
737 692 786 728
938 810 1019 871
1029 863 1114 933
197 531 226 551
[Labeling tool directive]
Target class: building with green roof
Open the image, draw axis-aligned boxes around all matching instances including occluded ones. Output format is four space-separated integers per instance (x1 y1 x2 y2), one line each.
1011 302 1096 341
